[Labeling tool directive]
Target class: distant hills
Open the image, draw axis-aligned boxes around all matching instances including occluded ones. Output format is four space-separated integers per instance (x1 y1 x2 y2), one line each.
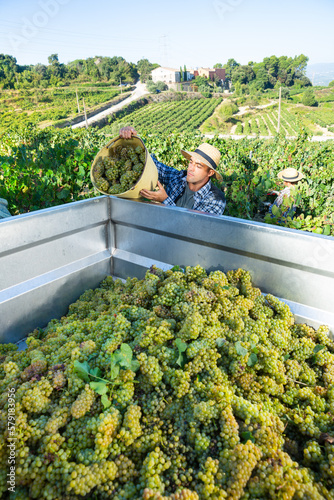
306 63 334 86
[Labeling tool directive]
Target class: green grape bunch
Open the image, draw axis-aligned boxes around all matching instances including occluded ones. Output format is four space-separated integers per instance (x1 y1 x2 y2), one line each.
1 265 334 499
91 142 146 195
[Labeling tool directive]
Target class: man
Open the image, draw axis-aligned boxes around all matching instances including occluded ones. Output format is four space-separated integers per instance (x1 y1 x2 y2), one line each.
269 167 304 218
119 126 226 216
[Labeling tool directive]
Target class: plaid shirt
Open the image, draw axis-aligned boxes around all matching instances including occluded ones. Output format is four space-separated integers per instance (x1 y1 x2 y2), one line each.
152 156 226 216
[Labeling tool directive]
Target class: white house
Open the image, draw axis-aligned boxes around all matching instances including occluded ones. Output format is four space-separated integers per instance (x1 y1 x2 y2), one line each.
151 67 181 84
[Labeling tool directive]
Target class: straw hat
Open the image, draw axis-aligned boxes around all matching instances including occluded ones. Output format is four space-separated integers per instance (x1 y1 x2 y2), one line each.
277 167 304 182
181 143 223 181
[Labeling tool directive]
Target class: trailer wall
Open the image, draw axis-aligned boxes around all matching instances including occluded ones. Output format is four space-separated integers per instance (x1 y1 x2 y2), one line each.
1 196 333 343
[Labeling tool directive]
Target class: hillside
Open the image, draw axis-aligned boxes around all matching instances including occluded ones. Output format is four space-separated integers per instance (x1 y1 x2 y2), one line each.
306 62 334 86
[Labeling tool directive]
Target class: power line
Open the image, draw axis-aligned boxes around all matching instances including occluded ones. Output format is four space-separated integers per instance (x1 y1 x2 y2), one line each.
0 19 156 43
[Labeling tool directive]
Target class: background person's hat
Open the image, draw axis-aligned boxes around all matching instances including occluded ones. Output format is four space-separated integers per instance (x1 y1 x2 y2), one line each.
181 143 223 181
277 167 304 182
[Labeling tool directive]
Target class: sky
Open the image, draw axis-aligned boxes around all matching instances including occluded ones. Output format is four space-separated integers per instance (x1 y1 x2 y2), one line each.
0 0 333 70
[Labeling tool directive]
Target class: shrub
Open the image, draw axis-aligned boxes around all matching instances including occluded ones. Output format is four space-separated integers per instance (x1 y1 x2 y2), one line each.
218 101 239 118
302 88 318 107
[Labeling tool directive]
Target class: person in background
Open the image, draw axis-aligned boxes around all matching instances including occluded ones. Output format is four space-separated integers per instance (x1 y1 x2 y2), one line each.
0 198 12 220
269 167 304 218
119 126 226 216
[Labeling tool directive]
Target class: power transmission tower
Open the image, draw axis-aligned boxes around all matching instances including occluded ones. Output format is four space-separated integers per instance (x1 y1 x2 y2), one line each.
160 34 169 67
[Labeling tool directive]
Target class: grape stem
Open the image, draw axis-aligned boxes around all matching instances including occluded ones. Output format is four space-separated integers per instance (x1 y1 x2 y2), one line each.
287 377 311 387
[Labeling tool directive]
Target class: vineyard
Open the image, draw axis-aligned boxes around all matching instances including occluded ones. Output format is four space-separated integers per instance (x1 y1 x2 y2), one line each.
0 85 127 132
200 87 334 137
232 106 304 137
1 126 333 236
105 98 223 134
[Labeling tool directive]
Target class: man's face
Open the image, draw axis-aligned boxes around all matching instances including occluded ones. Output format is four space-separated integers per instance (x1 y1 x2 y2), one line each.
186 157 214 186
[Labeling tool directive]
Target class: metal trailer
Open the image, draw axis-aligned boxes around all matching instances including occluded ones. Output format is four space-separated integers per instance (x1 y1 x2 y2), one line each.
1 196 334 344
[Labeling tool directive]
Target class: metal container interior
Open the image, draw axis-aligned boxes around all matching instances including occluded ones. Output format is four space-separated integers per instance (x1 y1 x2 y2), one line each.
1 196 333 344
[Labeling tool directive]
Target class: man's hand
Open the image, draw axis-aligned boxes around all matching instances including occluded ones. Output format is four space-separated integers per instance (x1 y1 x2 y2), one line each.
119 126 137 139
140 181 168 203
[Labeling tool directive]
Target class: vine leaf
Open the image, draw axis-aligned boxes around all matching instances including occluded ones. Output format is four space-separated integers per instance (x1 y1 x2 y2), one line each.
235 341 248 356
101 394 111 409
131 359 140 372
241 431 255 443
90 367 102 378
247 352 258 367
175 338 188 368
110 359 120 380
216 338 226 348
90 381 108 395
73 360 90 382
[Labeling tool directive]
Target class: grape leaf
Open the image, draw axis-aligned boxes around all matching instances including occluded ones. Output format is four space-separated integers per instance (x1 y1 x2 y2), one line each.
216 338 226 347
73 360 90 382
271 204 280 216
175 339 188 368
131 359 140 372
175 339 187 352
241 431 255 443
313 345 325 354
235 341 248 356
247 352 258 367
171 265 184 272
110 361 120 380
90 367 102 378
90 381 108 395
323 225 331 236
113 343 133 369
101 394 111 409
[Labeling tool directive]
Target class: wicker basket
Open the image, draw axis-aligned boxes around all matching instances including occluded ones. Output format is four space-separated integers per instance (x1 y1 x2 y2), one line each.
90 135 158 199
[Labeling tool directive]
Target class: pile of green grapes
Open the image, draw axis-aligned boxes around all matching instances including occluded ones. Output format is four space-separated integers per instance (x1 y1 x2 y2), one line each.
1 265 334 500
91 142 146 195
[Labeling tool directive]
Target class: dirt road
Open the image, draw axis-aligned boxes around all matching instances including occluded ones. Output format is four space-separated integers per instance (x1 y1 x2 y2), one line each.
72 81 148 129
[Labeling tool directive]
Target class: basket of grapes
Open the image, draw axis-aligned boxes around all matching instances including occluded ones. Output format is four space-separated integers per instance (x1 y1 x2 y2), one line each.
90 135 158 199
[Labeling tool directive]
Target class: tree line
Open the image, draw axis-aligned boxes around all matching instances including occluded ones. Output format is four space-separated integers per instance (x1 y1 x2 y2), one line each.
0 54 158 89
0 53 313 92
214 54 312 92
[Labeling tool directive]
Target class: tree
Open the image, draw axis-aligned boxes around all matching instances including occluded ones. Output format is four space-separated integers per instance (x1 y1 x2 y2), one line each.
294 75 312 88
48 54 59 65
214 63 223 68
223 58 239 82
253 67 270 91
281 87 290 99
137 58 158 82
293 54 308 75
193 75 210 89
156 80 168 91
234 81 242 96
232 65 255 85
302 88 318 107
329 80 334 87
